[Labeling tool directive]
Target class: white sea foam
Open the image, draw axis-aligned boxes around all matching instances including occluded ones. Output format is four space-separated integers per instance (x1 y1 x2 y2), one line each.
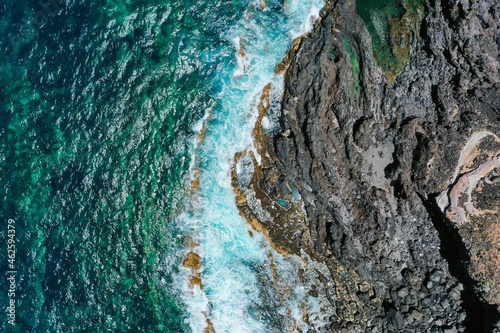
173 0 326 332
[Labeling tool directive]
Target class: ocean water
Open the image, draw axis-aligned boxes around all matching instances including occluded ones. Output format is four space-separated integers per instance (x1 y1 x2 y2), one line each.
0 0 324 332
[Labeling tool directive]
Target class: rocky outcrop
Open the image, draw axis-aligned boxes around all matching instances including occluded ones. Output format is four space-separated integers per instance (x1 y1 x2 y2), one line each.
233 0 500 331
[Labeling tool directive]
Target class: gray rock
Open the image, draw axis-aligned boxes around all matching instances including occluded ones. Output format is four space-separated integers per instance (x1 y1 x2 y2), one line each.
243 0 500 330
398 288 409 298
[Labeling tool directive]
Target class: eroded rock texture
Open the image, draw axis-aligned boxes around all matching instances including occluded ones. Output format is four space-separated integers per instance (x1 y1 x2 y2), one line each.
235 0 500 331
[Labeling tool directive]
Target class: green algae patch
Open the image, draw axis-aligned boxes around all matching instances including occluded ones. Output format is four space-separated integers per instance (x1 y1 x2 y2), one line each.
343 37 361 96
356 0 424 83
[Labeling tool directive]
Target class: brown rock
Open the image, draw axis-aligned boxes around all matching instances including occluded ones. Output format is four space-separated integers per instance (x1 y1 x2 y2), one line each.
183 251 201 270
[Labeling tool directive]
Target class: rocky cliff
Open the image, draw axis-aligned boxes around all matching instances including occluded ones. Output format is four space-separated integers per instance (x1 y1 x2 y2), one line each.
233 0 500 331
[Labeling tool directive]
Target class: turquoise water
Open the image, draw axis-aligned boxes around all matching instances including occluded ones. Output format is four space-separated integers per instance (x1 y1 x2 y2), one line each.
1 0 324 332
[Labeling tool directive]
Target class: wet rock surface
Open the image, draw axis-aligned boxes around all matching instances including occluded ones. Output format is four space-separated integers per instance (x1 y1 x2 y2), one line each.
234 0 500 331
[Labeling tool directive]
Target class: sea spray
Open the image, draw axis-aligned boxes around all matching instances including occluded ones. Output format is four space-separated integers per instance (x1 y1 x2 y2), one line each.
173 0 326 332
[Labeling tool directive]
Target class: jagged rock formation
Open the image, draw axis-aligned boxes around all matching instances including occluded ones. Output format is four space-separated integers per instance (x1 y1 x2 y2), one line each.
233 0 500 331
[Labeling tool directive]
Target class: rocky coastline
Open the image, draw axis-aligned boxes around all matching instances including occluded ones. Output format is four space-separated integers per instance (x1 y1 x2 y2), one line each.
232 0 500 331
